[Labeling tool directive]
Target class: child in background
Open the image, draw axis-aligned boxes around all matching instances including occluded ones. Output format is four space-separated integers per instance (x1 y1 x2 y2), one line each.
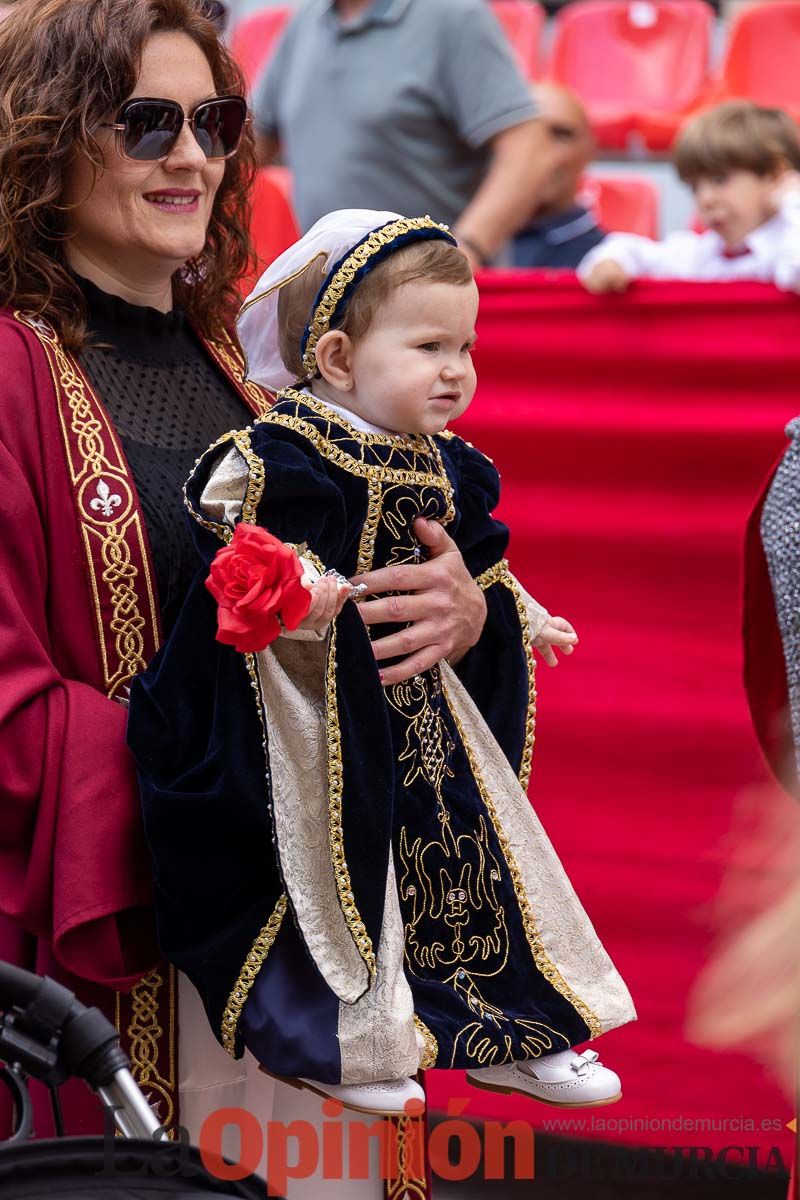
579 101 800 294
129 210 636 1118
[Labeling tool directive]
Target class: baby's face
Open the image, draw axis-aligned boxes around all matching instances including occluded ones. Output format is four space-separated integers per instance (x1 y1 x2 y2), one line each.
345 278 479 436
691 168 781 248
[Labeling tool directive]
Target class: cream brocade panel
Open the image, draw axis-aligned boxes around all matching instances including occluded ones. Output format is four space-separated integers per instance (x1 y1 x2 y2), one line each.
201 444 375 1008
337 852 420 1085
256 637 374 1005
440 662 637 1035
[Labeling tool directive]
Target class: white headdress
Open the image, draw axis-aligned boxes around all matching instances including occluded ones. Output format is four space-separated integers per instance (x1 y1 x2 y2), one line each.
236 208 456 394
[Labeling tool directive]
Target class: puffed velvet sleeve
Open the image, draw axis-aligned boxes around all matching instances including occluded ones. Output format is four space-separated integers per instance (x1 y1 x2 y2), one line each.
439 433 550 788
127 423 390 1053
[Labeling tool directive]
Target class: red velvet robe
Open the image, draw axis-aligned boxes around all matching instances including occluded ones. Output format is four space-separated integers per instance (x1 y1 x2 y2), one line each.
0 308 269 1136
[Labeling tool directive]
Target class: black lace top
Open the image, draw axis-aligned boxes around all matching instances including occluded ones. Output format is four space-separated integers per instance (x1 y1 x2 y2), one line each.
76 275 252 636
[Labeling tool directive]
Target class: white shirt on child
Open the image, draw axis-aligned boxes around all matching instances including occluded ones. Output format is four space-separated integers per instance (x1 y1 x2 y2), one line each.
577 193 800 291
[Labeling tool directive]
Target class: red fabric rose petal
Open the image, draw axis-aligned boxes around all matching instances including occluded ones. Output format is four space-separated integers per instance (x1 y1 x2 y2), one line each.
205 523 312 653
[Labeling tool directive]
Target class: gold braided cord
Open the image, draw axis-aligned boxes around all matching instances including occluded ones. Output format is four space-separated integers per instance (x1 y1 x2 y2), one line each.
356 479 383 576
475 559 537 792
301 216 452 377
414 1014 438 1070
231 429 266 523
441 678 604 1040
326 623 378 980
274 388 433 451
221 894 288 1056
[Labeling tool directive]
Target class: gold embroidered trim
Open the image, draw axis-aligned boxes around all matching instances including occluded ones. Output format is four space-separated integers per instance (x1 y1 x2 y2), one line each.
326 623 378 980
475 560 509 592
262 394 456 524
119 965 177 1131
414 1014 438 1069
475 559 537 793
356 479 383 576
15 311 157 699
301 216 451 377
232 429 266 523
221 894 288 1056
385 1114 428 1200
276 388 433 450
442 679 603 1040
203 327 272 418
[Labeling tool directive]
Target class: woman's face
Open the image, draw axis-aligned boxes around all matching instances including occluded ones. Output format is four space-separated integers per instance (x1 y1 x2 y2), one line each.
63 30 226 287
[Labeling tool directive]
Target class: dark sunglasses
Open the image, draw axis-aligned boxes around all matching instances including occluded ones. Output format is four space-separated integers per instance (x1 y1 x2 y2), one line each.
100 94 249 163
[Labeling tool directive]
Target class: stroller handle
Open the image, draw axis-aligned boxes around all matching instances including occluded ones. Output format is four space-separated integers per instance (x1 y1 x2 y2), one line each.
0 960 164 1142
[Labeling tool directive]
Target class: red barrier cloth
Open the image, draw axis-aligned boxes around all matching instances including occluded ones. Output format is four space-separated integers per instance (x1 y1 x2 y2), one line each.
427 275 800 1164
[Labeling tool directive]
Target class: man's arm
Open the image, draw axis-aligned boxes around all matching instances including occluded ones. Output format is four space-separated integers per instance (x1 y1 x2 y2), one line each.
453 118 562 265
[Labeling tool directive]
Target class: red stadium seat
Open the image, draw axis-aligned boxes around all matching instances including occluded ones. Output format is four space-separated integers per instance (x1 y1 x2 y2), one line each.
578 174 660 238
546 0 713 150
242 167 300 295
489 1 545 78
717 0 800 117
230 7 292 93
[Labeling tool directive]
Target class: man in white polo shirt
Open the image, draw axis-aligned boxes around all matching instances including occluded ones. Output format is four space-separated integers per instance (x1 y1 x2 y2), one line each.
253 0 564 268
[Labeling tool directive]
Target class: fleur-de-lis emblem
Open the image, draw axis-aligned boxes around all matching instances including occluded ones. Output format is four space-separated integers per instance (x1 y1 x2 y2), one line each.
89 478 122 518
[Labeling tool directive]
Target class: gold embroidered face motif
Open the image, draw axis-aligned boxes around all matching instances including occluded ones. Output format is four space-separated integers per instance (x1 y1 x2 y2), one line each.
398 813 508 979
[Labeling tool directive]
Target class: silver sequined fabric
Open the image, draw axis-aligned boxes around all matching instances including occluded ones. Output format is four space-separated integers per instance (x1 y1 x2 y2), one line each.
760 416 800 775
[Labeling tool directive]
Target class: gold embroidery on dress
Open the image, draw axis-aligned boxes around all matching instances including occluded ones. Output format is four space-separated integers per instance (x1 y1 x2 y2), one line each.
356 478 383 576
441 677 604 1040
261 391 456 525
398 800 568 1068
386 669 454 811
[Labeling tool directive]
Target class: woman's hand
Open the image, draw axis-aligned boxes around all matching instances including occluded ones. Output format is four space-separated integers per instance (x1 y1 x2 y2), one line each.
350 518 487 686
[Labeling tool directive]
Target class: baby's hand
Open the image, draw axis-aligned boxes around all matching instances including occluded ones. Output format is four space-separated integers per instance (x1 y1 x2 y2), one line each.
297 574 350 632
533 616 578 668
582 260 631 294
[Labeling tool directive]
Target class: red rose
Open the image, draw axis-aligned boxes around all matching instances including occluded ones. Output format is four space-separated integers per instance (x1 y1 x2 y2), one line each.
205 523 312 653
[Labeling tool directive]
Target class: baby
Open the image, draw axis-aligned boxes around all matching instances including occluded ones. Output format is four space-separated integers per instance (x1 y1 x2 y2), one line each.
580 100 800 293
129 210 636 1118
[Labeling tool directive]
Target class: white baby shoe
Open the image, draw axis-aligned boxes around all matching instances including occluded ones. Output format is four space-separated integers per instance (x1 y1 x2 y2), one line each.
466 1047 621 1108
261 1067 425 1117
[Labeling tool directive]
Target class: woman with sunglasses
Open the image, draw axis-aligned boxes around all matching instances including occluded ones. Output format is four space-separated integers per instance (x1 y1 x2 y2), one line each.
0 0 484 1179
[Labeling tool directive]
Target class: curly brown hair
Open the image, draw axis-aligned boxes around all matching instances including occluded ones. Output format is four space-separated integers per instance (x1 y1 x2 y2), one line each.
0 0 256 349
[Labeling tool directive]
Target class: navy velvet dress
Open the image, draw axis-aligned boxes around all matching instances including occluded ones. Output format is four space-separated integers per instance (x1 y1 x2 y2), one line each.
128 390 634 1084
